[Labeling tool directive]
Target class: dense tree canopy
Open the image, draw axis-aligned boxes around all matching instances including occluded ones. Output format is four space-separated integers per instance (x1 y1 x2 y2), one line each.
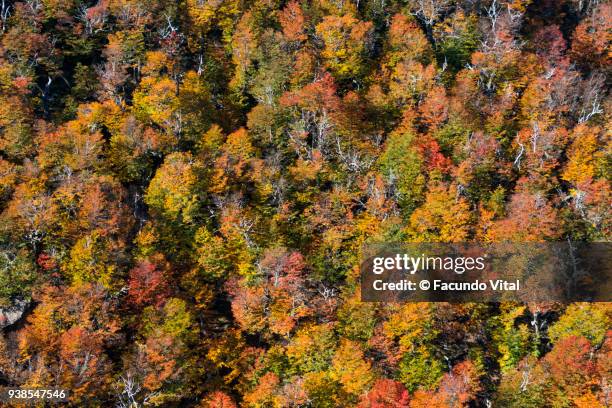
0 0 610 406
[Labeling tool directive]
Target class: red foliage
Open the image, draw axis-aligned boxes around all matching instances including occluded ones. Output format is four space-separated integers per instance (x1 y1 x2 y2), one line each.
419 86 449 130
533 25 568 65
12 76 31 95
358 378 410 408
37 253 57 271
280 72 340 113
280 1 307 42
202 391 238 408
570 3 611 70
544 335 597 393
438 360 481 406
417 137 452 173
127 258 171 308
487 191 560 241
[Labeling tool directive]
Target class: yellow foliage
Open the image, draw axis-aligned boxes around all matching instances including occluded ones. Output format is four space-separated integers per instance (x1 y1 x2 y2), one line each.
145 152 202 224
562 125 602 185
186 0 241 44
407 183 472 242
316 15 373 79
331 339 373 396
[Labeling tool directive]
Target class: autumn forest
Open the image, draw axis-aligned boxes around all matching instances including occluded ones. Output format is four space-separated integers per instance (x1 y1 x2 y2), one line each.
0 0 610 406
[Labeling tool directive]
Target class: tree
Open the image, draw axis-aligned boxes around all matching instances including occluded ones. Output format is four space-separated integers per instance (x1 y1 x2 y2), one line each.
0 247 36 307
543 336 598 404
490 304 532 372
243 372 282 407
316 15 373 81
570 3 611 72
486 191 560 242
0 1 609 406
230 12 258 94
331 339 374 397
17 283 120 403
562 125 604 186
302 371 342 408
495 355 548 407
37 118 105 176
379 131 425 214
210 128 256 195
548 303 610 346
200 391 238 408
358 378 410 408
133 75 183 137
145 152 205 225
76 175 132 238
381 304 445 392
63 231 126 289
98 29 145 105
127 298 197 403
286 323 336 373
279 72 346 160
387 14 432 63
229 249 311 337
407 183 472 242
406 0 452 28
279 1 308 43
185 0 241 45
127 256 172 309
437 360 482 407
433 10 479 75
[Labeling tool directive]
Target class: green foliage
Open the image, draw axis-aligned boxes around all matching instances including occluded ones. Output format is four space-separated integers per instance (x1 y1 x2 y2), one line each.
433 119 471 160
398 348 445 392
142 298 196 341
490 305 533 372
548 304 609 346
63 232 123 289
494 357 548 408
0 247 36 307
379 131 425 214
336 297 376 341
286 324 337 374
434 12 480 76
